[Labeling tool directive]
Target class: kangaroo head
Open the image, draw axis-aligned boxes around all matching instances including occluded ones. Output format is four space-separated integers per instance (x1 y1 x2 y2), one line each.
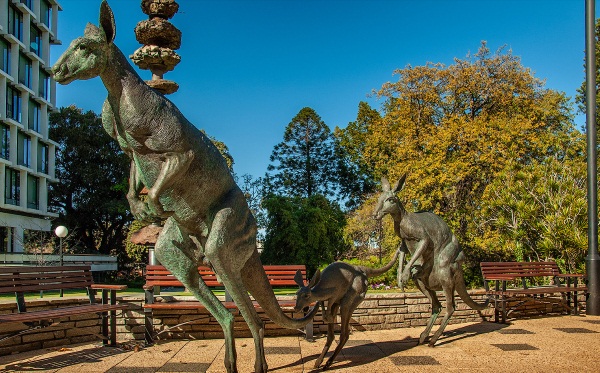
373 174 406 220
52 0 116 84
293 269 320 312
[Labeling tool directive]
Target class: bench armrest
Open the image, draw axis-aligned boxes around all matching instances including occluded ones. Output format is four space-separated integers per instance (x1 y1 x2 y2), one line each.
554 274 585 278
91 284 128 291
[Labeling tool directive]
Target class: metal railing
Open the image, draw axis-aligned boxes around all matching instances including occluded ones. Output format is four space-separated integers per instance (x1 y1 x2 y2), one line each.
0 252 118 271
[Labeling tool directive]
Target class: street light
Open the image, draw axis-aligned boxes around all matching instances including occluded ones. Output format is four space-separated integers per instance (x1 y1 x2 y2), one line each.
55 226 68 297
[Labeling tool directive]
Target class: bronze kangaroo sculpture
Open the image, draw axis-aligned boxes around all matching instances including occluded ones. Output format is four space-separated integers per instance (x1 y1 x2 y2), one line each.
293 249 399 370
52 2 316 372
373 174 488 346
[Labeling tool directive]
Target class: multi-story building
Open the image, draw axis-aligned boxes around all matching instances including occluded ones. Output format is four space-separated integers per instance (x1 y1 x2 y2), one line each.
0 0 60 253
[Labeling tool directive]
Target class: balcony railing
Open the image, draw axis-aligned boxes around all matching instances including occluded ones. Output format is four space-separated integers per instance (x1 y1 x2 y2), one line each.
0 253 118 271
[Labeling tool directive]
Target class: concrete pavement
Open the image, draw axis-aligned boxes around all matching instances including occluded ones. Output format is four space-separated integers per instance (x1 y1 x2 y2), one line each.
1 315 599 372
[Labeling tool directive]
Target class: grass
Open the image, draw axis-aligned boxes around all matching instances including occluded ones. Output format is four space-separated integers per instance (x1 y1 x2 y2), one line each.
0 286 300 301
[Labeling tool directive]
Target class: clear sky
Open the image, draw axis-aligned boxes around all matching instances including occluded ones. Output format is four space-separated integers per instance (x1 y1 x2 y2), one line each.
52 0 595 180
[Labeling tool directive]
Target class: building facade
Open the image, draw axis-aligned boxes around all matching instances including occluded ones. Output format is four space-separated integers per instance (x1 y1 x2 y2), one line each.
0 0 60 253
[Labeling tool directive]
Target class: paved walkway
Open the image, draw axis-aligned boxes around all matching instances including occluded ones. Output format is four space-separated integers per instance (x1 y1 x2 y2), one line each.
1 315 599 372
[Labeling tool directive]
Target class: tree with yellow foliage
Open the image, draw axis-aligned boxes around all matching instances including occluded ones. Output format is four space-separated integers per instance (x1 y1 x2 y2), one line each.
341 42 579 279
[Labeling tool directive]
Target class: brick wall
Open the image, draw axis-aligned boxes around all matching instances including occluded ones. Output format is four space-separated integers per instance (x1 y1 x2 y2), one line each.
0 290 586 355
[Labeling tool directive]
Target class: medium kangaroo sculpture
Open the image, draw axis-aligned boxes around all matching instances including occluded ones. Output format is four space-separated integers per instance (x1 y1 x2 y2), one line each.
373 174 489 347
293 249 399 370
52 2 317 372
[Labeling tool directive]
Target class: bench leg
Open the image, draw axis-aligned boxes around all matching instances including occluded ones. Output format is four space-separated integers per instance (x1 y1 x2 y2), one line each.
501 295 507 323
110 290 117 346
144 289 155 345
144 309 155 345
102 290 109 346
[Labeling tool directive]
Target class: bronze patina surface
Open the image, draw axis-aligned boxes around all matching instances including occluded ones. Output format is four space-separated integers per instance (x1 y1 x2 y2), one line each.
374 175 489 346
52 2 316 372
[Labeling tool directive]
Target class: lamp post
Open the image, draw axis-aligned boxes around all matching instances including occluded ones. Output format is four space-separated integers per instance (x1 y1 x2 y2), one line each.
55 226 68 297
585 0 600 315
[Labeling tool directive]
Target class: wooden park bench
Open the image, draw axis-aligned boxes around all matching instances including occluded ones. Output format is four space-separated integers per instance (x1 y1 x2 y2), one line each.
0 265 128 346
143 264 312 343
480 261 587 323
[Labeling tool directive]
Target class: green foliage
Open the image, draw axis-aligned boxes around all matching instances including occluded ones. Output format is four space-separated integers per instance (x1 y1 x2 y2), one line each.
342 42 582 280
261 194 350 274
49 106 132 256
477 137 588 273
265 107 341 200
575 18 600 123
334 101 380 209
124 220 149 263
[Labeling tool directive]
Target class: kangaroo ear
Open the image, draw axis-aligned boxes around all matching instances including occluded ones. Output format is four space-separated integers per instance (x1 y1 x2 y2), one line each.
308 269 321 288
393 174 407 194
99 0 116 44
381 177 390 192
294 269 305 287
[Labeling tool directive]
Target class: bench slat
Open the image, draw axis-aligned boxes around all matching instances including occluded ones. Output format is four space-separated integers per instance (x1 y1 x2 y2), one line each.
480 261 587 323
144 300 297 310
0 304 128 323
486 286 588 296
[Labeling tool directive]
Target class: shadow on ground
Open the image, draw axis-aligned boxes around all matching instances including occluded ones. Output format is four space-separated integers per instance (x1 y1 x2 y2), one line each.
275 321 507 372
2 346 129 372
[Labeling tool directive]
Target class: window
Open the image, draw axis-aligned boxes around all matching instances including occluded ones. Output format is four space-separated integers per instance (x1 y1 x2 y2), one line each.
28 99 40 132
0 124 9 160
17 132 31 167
8 4 23 42
37 142 48 174
27 174 38 209
30 26 42 57
18 53 32 88
5 168 20 206
0 227 14 253
39 70 50 100
6 85 22 122
20 0 33 10
0 38 10 75
40 0 51 28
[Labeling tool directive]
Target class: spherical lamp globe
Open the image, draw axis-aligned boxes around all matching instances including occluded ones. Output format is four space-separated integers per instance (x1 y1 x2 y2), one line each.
55 226 68 238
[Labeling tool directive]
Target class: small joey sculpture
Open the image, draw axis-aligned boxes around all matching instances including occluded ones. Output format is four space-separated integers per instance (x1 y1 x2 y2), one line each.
294 249 399 370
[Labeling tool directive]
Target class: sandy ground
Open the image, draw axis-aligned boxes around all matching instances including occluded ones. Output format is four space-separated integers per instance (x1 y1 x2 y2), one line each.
1 315 599 372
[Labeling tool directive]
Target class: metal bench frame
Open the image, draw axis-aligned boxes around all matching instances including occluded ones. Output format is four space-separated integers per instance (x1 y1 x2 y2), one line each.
480 261 587 323
0 265 128 345
143 264 313 343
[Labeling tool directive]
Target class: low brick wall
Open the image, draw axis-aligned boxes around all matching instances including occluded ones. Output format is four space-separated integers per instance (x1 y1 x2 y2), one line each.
0 290 586 356
0 298 108 356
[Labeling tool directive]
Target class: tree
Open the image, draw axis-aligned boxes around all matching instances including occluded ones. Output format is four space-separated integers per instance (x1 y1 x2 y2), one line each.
49 106 132 256
265 107 339 200
238 173 266 237
334 101 380 209
576 18 600 128
261 194 349 274
346 42 576 268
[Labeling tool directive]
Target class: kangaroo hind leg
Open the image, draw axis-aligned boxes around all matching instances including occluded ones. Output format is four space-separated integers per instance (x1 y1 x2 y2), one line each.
204 207 267 373
154 217 238 373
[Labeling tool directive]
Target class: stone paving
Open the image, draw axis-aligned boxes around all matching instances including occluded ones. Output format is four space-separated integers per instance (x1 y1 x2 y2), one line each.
1 315 599 372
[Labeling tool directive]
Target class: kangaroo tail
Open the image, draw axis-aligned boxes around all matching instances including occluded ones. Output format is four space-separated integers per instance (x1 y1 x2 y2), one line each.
242 251 318 329
366 248 401 278
455 272 489 310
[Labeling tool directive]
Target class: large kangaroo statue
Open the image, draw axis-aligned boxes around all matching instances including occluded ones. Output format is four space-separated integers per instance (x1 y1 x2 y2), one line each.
52 2 317 372
373 174 488 347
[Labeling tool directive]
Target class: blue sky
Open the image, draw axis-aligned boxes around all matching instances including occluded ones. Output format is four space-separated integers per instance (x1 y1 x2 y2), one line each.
52 0 594 179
